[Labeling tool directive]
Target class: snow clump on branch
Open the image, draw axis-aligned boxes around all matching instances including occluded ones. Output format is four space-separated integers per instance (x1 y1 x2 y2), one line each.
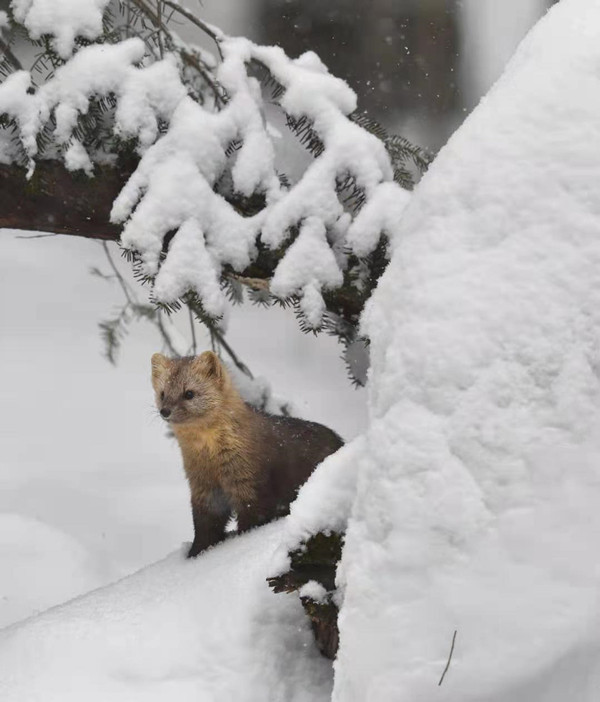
11 0 111 59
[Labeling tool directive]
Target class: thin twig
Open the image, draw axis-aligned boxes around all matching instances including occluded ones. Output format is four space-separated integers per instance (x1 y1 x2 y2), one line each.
188 304 197 355
156 310 182 356
156 0 164 58
179 48 225 106
15 232 59 239
127 0 225 106
438 630 457 687
227 273 270 292
212 325 253 378
102 241 135 305
160 0 223 57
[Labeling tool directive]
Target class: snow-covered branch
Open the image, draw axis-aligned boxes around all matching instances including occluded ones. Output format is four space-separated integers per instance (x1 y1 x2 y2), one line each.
0 0 420 328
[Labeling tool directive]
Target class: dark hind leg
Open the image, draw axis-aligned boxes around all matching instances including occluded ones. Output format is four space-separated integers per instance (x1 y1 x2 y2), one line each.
236 500 286 533
188 489 232 558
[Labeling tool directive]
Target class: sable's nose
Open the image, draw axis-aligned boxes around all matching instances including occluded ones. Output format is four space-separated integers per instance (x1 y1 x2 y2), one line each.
160 408 171 418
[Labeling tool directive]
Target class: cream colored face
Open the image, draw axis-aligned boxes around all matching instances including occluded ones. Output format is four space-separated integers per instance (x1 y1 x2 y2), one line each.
151 351 225 424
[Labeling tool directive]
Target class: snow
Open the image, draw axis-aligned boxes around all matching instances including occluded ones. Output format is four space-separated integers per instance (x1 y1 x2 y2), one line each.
0 514 106 629
112 94 262 295
10 0 111 58
270 216 343 327
298 580 328 603
64 139 93 175
152 217 226 317
327 0 600 699
0 523 333 702
225 363 292 416
346 182 411 257
0 71 40 163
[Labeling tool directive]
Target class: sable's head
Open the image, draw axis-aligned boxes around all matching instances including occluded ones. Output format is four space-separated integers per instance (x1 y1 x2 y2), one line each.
151 351 228 425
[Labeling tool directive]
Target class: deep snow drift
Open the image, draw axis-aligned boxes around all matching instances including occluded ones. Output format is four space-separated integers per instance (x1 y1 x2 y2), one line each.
327 0 600 699
0 522 332 702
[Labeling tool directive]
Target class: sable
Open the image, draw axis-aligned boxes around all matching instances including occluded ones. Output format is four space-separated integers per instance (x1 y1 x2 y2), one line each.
151 351 343 557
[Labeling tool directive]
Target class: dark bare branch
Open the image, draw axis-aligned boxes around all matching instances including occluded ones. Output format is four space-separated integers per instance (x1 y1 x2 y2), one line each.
0 161 128 240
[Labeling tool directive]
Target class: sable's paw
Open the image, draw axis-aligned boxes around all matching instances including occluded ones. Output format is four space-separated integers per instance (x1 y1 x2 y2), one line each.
187 543 203 558
187 539 218 558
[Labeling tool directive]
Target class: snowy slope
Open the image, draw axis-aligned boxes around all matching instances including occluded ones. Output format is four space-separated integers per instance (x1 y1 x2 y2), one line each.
0 522 332 702
332 0 600 700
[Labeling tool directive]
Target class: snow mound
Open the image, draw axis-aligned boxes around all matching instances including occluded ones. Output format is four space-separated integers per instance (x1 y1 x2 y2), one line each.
0 514 106 629
0 522 332 702
331 0 600 700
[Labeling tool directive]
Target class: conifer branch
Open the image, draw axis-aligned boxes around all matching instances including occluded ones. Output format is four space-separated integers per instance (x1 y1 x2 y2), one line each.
102 241 134 305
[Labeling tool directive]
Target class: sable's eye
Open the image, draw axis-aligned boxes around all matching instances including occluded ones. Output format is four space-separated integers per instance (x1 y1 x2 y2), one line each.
183 390 194 400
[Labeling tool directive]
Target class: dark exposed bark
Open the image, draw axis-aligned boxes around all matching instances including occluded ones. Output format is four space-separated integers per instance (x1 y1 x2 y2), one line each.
268 531 343 660
0 161 127 240
301 598 340 660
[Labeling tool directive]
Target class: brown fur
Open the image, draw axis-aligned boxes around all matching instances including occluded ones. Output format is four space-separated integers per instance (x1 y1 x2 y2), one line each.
151 351 343 557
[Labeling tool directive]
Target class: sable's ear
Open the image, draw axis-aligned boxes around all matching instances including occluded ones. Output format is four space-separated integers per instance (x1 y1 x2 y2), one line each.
151 353 170 390
194 350 224 384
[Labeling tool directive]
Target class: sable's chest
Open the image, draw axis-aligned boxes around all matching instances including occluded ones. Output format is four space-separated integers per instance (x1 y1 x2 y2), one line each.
181 442 221 480
178 429 242 482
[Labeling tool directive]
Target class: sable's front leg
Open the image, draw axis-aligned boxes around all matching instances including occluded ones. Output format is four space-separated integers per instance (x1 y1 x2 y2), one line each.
188 490 231 558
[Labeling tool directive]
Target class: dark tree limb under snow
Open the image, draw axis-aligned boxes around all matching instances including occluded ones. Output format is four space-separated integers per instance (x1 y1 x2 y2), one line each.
0 161 125 241
0 161 369 327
